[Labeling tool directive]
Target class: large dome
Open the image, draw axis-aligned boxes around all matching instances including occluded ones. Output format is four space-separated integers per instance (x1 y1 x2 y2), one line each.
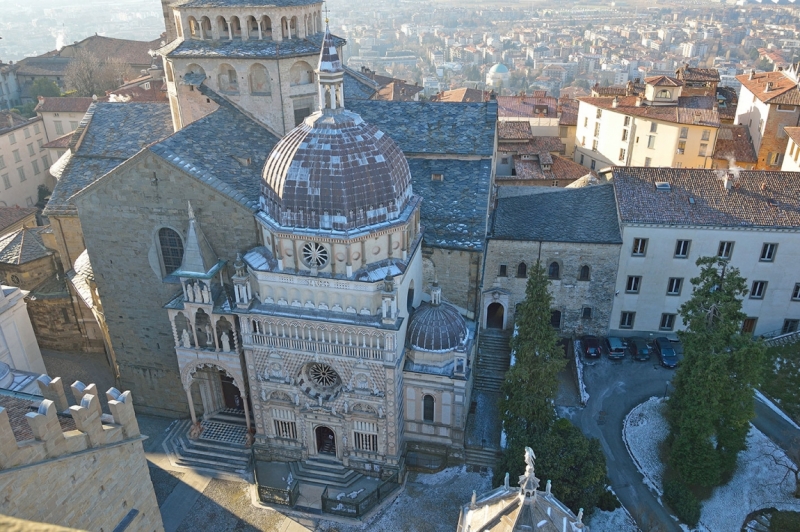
407 294 468 352
260 109 413 231
489 63 509 75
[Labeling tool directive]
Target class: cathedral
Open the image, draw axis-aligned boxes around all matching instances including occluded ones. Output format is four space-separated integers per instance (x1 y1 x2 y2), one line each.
42 0 495 482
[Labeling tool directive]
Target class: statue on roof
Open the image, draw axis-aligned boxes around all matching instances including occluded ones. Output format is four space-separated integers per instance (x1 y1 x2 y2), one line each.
524 446 536 475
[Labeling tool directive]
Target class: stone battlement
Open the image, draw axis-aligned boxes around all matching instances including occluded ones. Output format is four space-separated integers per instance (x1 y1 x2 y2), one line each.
0 376 141 470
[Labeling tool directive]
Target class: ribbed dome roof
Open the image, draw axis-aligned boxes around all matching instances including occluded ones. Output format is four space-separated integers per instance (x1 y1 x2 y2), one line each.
407 298 468 353
261 110 412 231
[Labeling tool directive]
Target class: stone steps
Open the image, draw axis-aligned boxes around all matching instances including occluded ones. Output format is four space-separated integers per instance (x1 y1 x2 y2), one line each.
288 457 363 488
474 331 512 394
163 419 253 480
464 446 501 469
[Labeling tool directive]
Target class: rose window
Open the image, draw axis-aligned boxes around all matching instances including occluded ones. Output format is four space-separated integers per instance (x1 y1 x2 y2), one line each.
302 242 329 268
309 363 340 387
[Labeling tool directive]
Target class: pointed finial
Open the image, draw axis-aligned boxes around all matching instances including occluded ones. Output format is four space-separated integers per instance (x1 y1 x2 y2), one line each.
577 508 584 524
187 201 195 221
470 490 477 508
503 472 509 489
324 2 329 24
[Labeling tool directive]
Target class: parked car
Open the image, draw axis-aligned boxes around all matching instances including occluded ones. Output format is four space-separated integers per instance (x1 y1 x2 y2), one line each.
605 336 627 360
628 337 651 361
582 335 602 358
654 337 678 368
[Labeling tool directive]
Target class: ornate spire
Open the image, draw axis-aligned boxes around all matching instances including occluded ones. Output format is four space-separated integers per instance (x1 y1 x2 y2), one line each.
176 201 220 278
316 21 344 112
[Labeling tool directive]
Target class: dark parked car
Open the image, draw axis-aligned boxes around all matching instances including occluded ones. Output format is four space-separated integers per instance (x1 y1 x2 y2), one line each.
655 337 678 368
582 335 602 358
605 336 627 360
629 337 651 361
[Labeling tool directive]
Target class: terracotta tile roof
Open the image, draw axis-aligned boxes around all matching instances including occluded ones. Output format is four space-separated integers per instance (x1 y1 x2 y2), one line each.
497 95 558 118
0 227 52 265
713 125 757 164
676 66 720 83
497 137 566 155
0 395 76 442
42 132 74 149
612 167 800 228
498 121 533 140
785 126 800 146
429 88 487 102
0 111 31 134
0 207 37 234
736 70 800 105
34 97 94 115
558 97 579 126
372 81 423 102
644 75 683 87
577 95 719 127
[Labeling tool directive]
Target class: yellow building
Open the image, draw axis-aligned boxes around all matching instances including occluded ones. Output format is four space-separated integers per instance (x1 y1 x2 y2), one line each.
574 76 720 171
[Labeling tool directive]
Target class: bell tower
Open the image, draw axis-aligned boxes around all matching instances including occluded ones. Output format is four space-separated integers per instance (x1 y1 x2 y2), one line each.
161 0 179 43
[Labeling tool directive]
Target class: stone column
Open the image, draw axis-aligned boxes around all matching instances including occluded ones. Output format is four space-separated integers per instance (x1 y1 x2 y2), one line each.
242 389 252 433
186 386 197 424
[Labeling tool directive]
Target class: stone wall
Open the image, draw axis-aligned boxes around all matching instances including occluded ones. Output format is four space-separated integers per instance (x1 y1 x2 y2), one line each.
26 294 86 352
422 246 482 319
482 239 620 336
0 256 54 291
73 151 260 416
0 380 163 532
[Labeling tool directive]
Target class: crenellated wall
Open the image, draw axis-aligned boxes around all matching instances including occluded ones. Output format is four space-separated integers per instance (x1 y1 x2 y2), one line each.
0 377 163 532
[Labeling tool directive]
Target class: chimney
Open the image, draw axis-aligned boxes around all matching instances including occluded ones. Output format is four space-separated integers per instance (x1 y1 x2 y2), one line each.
635 97 642 107
749 69 754 80
723 173 732 191
612 96 619 108
765 81 772 93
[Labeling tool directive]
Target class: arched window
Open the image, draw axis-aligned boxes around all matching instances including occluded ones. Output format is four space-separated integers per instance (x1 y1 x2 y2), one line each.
249 64 271 95
423 395 434 422
657 89 671 99
218 63 238 93
158 228 184 275
516 262 527 278
289 61 313 86
579 265 590 281
548 261 560 280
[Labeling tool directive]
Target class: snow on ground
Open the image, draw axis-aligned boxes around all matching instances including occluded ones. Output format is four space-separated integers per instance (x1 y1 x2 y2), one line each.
410 465 467 486
755 389 800 431
573 340 590 404
624 396 800 531
587 506 640 532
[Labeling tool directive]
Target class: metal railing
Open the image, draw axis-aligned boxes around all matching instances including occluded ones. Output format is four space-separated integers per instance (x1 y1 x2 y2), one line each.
246 333 386 360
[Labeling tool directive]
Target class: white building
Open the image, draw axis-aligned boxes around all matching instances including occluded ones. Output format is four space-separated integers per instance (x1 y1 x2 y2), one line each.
486 63 510 89
607 167 800 338
782 127 800 171
0 284 45 376
0 111 50 208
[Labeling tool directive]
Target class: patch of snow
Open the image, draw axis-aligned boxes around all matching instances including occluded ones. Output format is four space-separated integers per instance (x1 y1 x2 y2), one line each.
624 396 800 531
587 506 640 532
573 340 590 405
755 389 800 431
500 429 507 449
412 465 468 486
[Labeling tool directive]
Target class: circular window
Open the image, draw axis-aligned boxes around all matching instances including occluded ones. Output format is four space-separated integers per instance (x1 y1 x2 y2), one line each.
308 363 340 388
302 242 329 268
10 275 20 285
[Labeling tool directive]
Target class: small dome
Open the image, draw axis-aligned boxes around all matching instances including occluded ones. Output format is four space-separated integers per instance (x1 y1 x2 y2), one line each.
407 299 468 353
489 63 509 74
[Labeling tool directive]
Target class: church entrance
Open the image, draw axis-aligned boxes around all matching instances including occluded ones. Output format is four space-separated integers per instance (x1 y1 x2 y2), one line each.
315 426 336 455
486 302 504 329
220 373 243 410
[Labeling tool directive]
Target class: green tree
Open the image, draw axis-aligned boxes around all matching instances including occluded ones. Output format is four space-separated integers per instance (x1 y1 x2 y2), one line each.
495 262 567 483
667 256 766 488
31 78 61 98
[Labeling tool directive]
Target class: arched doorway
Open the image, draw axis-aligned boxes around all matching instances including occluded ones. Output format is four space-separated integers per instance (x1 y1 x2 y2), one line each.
486 302 504 329
315 426 336 455
220 372 243 410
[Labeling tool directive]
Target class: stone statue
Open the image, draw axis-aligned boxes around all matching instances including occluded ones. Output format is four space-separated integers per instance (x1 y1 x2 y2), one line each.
221 332 230 352
202 284 211 304
193 283 202 303
185 283 193 302
318 396 323 407
331 405 336 416
261 389 267 401
343 401 349 414
524 446 536 474
304 402 310 410
378 407 384 418
205 324 213 345
342 434 347 448
181 329 191 348
294 394 300 406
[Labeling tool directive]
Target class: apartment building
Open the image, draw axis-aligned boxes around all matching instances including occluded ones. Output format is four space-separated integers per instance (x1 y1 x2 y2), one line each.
781 127 800 171
34 97 94 162
607 167 800 338
574 76 720 171
735 65 800 170
0 111 50 208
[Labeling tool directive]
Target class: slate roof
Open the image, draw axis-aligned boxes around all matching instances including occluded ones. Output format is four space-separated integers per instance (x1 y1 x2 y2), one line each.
577 95 719 127
166 32 345 60
0 227 52 265
347 100 496 156
497 137 566 155
491 185 621 244
408 158 491 250
67 249 95 309
0 207 37 235
42 132 74 149
43 102 173 216
149 86 280 211
736 70 800 105
612 167 800 228
713 125 757 164
342 67 379 100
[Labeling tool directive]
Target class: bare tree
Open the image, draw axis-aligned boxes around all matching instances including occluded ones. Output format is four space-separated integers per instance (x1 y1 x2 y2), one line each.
762 436 800 498
64 49 134 97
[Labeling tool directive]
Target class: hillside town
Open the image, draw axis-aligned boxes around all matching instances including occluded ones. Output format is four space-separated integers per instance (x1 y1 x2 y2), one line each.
0 0 799 531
